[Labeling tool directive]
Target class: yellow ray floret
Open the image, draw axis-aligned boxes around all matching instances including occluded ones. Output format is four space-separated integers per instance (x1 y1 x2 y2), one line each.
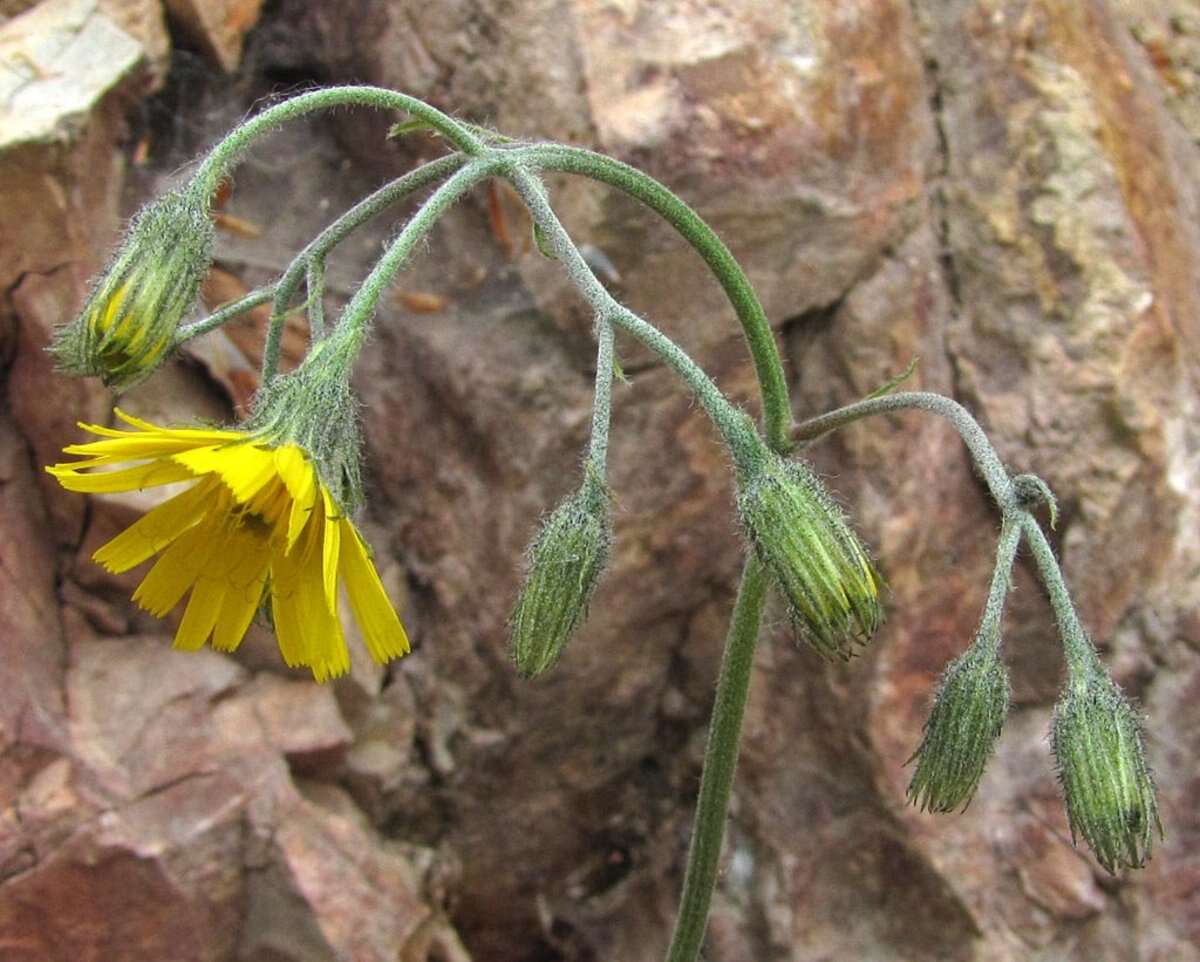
47 409 410 681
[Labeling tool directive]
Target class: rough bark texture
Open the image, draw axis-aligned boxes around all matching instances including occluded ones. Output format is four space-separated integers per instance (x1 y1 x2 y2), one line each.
1 1 1198 960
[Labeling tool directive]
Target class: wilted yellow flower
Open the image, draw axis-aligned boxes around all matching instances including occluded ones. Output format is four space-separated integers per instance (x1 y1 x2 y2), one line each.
47 409 409 681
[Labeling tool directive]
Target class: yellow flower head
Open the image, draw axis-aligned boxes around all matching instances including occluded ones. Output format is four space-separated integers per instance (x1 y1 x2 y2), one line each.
47 409 410 681
51 189 214 391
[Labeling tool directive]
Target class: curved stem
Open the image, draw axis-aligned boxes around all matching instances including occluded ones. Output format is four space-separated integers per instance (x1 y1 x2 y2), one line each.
271 154 467 324
794 391 1014 510
793 389 1102 681
505 167 758 465
666 554 767 962
331 158 502 359
193 86 484 198
512 143 793 454
1018 515 1102 680
174 285 277 345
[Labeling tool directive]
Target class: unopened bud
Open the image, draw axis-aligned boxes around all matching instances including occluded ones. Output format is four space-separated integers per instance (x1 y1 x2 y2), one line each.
737 455 882 659
51 188 213 390
511 475 611 677
907 637 1009 812
1051 669 1161 873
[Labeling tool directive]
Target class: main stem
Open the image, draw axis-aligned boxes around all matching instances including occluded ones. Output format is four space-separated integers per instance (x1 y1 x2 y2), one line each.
666 555 768 962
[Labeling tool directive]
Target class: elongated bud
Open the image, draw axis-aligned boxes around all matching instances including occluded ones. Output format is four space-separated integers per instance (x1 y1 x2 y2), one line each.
51 187 213 390
511 474 611 678
737 455 882 659
907 636 1009 812
1051 669 1161 873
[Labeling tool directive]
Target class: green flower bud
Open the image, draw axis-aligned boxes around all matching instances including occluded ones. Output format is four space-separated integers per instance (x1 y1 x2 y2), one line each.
511 475 611 678
1051 669 1162 873
51 187 214 391
737 455 882 659
907 637 1009 812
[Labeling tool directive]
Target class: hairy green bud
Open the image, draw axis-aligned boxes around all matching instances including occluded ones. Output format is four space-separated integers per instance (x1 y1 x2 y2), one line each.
51 188 214 391
737 455 882 659
1051 669 1162 873
245 333 365 512
907 638 1009 812
511 475 611 678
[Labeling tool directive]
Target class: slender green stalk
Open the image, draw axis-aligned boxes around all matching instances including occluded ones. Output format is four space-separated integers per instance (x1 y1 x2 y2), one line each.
1019 515 1102 681
512 143 793 454
588 318 615 471
271 154 467 323
193 86 484 198
506 168 758 464
331 158 502 359
305 259 326 338
666 555 767 962
794 389 1102 683
794 391 1015 510
978 518 1022 649
174 285 277 345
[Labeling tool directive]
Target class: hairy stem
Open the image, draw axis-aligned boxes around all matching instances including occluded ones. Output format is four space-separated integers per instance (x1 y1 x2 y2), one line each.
1018 515 1102 681
271 154 467 325
666 555 767 962
259 155 467 379
794 391 1014 509
175 285 277 345
506 167 758 464
794 389 1101 680
588 318 615 471
193 86 483 198
513 143 793 454
329 158 502 362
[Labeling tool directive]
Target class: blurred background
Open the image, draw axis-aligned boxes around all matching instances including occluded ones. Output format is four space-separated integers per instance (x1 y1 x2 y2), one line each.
1 1 1198 959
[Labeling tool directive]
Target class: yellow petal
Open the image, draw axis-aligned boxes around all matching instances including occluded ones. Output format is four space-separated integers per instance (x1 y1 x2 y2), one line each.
338 519 410 664
173 443 277 503
211 525 271 652
63 435 230 460
174 575 225 651
112 408 241 443
270 550 307 668
92 478 216 573
321 488 340 614
275 446 317 551
47 460 196 494
270 518 349 680
132 501 226 616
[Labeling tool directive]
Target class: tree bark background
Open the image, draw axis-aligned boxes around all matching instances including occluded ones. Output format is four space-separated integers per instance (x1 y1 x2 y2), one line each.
1 1 1198 960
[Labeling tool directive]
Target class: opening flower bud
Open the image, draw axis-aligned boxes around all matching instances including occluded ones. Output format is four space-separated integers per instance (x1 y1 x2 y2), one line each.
907 638 1009 812
1051 669 1162 873
51 187 214 391
511 475 611 678
737 455 882 659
